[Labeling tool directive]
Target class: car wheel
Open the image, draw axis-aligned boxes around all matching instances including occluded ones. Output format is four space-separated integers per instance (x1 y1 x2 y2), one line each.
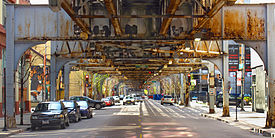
91 103 95 108
31 125 36 131
170 103 173 105
87 113 91 119
133 102 135 105
75 115 79 122
95 104 101 110
123 102 125 105
217 102 223 108
79 115 82 121
60 121 66 129
161 102 163 105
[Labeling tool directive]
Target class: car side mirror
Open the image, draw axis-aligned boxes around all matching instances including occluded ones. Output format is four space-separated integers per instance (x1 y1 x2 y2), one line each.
77 106 80 108
32 109 35 112
64 107 68 110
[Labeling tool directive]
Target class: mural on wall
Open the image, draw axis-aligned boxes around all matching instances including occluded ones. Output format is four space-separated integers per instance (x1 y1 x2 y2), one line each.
30 66 50 102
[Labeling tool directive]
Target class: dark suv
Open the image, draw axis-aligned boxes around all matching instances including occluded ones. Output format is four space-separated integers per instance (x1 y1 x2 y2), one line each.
31 101 70 130
70 96 104 110
216 94 241 108
62 100 81 123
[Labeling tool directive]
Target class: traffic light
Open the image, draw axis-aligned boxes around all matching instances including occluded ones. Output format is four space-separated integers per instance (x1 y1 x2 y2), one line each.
85 75 89 81
187 74 191 85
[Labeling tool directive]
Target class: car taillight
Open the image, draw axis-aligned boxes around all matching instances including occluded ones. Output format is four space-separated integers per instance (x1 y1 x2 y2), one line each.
161 98 164 101
171 99 173 101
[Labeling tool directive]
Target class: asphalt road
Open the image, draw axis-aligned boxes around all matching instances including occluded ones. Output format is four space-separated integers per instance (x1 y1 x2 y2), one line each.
9 99 264 138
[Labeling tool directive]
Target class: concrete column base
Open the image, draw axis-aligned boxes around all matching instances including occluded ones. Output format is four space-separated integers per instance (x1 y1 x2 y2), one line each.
222 106 230 117
7 115 16 128
209 109 215 114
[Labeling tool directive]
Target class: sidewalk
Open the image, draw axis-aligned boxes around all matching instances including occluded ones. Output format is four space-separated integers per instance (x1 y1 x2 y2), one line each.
0 112 31 137
176 101 275 137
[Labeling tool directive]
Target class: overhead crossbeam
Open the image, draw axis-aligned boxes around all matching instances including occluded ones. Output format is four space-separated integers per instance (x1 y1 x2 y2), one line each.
159 0 182 35
104 0 123 35
61 0 91 35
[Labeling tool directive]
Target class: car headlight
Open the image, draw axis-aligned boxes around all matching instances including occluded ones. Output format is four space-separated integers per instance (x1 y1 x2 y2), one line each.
31 116 38 119
54 114 64 118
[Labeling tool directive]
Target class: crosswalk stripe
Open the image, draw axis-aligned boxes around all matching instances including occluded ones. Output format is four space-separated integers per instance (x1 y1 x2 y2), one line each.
142 102 149 116
145 100 157 116
147 100 169 117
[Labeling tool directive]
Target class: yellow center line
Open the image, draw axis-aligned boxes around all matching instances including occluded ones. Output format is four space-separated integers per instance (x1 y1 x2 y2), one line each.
140 133 142 138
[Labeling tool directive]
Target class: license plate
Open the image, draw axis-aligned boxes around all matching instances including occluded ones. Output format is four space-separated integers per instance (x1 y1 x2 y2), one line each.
42 120 49 125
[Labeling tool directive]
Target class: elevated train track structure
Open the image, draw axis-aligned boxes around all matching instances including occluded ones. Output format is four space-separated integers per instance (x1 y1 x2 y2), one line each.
5 0 275 128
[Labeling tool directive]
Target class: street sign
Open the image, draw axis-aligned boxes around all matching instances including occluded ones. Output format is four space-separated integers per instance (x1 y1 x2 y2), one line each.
237 71 242 86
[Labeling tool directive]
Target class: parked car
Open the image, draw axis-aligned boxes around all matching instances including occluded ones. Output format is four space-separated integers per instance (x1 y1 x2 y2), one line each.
69 96 103 110
30 101 70 130
119 95 125 100
161 95 174 105
113 96 120 103
148 95 153 99
101 98 112 106
216 94 241 108
76 101 93 119
135 96 144 103
123 96 135 105
62 100 81 123
106 97 115 105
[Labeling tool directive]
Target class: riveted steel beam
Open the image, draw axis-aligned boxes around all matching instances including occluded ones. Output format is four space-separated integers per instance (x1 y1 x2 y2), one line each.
61 0 91 35
159 0 182 35
104 0 123 35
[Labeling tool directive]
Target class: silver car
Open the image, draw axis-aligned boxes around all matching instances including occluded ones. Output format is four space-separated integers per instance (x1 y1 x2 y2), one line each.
161 95 174 105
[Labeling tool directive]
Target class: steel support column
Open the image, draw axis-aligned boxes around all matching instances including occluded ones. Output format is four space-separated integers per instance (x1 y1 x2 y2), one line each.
50 41 57 101
179 73 185 105
266 4 275 128
64 63 70 100
6 5 16 128
222 40 230 117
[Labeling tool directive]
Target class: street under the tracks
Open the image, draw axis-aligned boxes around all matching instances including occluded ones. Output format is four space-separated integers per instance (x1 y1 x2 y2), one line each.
10 100 264 138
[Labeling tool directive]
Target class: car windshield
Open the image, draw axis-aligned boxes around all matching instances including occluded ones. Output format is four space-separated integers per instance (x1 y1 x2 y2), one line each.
126 97 133 99
63 101 75 109
76 101 88 109
102 98 109 101
35 103 61 112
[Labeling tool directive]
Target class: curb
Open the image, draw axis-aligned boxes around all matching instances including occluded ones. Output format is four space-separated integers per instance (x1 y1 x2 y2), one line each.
0 125 29 137
201 113 272 137
0 128 24 137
